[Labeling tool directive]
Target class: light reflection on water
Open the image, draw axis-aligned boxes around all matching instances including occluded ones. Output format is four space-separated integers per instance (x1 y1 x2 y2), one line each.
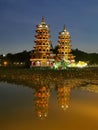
34 85 70 119
0 82 98 130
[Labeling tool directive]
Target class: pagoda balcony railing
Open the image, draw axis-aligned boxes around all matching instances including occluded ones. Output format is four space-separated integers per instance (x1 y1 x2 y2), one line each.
58 49 71 53
58 35 70 39
60 49 71 52
57 54 71 57
34 42 51 45
58 48 71 52
58 39 71 42
35 33 50 36
35 40 51 43
58 45 71 48
34 44 50 47
36 24 49 28
34 51 51 54
35 39 50 41
58 37 70 39
58 43 71 46
35 49 50 51
36 29 50 33
58 40 71 43
35 35 50 39
58 42 71 44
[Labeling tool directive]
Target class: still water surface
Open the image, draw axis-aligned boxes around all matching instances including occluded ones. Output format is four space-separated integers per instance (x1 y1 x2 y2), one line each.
0 82 98 130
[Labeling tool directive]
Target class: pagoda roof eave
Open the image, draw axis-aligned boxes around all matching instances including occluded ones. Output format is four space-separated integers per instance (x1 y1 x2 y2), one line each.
30 58 55 61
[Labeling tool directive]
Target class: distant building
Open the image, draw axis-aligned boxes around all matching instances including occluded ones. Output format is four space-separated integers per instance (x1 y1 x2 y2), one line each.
30 17 75 67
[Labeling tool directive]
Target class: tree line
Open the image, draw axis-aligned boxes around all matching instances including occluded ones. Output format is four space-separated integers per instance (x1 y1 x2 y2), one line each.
0 48 98 68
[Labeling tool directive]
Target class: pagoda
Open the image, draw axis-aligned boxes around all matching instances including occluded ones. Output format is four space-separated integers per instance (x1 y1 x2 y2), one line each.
57 25 75 62
30 17 54 67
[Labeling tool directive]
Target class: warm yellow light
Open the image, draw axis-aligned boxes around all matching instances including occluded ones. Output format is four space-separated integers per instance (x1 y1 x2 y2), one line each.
4 61 8 66
70 61 87 68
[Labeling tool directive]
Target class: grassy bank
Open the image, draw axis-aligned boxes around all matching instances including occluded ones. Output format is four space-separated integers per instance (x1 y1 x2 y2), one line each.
0 67 98 89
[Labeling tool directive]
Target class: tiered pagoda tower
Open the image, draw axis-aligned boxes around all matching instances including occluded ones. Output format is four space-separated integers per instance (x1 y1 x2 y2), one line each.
57 25 75 61
30 17 54 67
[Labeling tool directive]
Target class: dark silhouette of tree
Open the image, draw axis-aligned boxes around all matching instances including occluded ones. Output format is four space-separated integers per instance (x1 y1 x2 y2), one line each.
1 48 98 68
53 45 58 54
72 48 98 64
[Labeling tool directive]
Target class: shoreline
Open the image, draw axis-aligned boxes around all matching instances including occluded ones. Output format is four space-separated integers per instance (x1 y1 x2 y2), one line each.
0 67 98 89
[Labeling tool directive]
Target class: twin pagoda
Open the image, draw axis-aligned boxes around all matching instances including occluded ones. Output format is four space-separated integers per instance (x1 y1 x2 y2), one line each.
30 17 75 67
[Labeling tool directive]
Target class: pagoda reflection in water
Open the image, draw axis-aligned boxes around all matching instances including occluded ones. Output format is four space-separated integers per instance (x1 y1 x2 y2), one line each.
33 84 71 119
56 86 70 111
34 86 50 119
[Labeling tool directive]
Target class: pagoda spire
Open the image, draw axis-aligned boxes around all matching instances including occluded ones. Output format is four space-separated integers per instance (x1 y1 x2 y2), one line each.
41 16 45 24
63 24 66 31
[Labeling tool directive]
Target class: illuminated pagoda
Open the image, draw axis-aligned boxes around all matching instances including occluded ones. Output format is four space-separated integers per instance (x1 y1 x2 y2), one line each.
57 25 75 62
30 17 54 67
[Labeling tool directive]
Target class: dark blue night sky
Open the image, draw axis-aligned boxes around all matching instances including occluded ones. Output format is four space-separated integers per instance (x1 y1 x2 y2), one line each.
0 0 98 54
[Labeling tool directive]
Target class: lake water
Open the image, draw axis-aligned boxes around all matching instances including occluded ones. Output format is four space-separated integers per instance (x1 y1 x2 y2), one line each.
0 81 98 130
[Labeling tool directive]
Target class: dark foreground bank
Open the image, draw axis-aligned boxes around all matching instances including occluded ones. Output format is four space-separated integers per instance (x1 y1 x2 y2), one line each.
0 67 98 89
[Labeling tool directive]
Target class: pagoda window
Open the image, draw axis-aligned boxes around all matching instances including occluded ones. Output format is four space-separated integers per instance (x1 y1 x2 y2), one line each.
62 52 64 54
43 49 45 51
39 32 43 35
33 55 35 58
39 49 41 51
43 56 46 59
